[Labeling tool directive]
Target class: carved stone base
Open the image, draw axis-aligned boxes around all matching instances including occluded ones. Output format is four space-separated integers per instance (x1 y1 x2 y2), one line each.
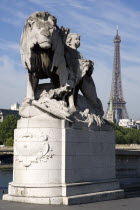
3 118 124 205
3 186 124 205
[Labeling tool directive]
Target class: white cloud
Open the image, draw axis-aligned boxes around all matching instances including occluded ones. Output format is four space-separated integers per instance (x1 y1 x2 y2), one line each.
0 17 22 27
0 56 26 108
102 1 140 29
0 6 28 27
28 0 90 9
0 39 19 52
122 53 140 64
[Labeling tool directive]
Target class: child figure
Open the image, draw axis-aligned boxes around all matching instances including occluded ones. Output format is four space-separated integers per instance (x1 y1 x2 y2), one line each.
65 33 104 117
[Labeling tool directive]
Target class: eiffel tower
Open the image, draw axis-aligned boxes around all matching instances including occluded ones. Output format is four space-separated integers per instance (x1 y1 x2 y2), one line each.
106 27 129 123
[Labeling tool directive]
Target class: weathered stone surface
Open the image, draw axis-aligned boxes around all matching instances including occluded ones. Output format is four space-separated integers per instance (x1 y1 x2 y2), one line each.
3 11 124 205
19 11 104 126
3 119 124 204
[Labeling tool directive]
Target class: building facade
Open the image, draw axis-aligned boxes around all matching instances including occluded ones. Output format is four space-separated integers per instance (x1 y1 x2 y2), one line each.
119 119 137 129
11 103 20 111
0 109 19 122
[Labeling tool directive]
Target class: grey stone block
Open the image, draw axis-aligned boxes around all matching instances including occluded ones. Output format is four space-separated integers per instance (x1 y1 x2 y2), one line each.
3 119 124 205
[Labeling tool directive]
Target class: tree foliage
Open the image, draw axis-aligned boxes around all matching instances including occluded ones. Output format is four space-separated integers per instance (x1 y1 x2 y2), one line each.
4 137 14 147
109 122 140 144
0 115 18 146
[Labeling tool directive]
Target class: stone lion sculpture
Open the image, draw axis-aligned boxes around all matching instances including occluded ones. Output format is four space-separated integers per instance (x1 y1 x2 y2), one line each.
20 11 69 99
20 11 104 126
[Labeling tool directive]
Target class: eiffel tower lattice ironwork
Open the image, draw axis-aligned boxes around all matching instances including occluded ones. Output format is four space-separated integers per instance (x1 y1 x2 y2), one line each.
106 27 129 123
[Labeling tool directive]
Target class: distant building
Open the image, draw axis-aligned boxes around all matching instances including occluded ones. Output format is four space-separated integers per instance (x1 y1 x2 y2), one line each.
11 102 20 111
0 109 19 122
136 120 140 129
119 119 137 129
0 102 20 122
106 98 114 123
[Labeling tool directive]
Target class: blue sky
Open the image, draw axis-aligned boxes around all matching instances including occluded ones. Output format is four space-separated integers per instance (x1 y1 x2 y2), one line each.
0 0 140 119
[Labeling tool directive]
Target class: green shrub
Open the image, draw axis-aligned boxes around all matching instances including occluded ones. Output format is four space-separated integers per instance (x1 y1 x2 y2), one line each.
114 130 125 144
0 115 18 145
4 137 14 146
108 121 140 144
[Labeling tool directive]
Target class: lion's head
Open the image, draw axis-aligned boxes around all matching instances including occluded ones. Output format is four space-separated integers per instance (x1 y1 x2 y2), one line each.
20 12 61 75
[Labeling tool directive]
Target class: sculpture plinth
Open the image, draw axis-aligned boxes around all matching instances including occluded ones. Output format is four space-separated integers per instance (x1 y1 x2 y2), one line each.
3 118 123 205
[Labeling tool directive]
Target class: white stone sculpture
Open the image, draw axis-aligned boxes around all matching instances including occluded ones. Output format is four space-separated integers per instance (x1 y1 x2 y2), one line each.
3 11 124 205
19 11 104 126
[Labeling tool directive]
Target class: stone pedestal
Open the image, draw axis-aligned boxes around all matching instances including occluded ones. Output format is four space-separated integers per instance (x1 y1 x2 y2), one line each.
3 118 124 205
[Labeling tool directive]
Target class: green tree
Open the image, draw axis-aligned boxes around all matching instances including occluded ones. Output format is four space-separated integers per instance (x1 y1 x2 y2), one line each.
115 130 125 144
4 137 14 147
0 115 18 145
108 121 140 144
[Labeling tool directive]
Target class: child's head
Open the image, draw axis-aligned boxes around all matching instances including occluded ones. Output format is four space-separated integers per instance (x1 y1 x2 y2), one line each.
66 33 80 49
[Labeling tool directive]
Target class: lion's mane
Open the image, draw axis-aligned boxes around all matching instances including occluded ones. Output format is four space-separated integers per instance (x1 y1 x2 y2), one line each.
20 12 68 85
